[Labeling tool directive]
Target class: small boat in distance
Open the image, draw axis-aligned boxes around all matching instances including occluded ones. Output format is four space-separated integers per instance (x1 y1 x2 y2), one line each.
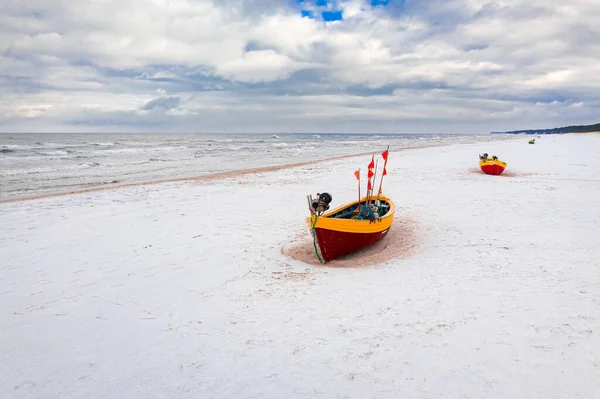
529 139 536 144
479 153 507 175
306 194 395 262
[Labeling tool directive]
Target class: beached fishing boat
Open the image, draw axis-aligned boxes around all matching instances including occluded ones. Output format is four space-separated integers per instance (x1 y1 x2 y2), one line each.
479 153 507 175
305 147 395 263
306 194 395 262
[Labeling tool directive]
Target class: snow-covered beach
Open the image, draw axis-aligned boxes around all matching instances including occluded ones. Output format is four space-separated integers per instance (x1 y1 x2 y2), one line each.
1 133 599 398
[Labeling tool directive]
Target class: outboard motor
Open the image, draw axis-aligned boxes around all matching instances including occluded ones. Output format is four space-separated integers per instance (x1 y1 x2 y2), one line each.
318 192 332 205
311 192 332 215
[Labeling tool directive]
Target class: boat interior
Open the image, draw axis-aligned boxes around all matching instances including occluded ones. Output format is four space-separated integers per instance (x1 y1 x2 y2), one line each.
328 200 391 220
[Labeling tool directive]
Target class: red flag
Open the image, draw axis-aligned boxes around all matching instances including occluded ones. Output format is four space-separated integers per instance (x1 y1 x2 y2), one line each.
354 170 360 180
382 148 388 161
367 179 372 190
383 167 387 176
368 155 374 170
368 169 374 179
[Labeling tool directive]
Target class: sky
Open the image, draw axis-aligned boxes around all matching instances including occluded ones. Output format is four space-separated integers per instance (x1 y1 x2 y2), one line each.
1 0 599 134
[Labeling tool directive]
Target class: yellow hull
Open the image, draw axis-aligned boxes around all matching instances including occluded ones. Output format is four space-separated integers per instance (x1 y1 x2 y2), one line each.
478 159 507 168
306 195 395 234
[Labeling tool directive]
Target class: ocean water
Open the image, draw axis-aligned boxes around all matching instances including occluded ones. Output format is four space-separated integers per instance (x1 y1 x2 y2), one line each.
0 133 511 200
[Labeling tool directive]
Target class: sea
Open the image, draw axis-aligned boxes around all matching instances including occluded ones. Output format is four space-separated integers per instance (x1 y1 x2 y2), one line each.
0 133 513 201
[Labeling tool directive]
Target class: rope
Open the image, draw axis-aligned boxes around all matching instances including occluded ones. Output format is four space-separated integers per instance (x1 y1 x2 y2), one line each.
357 205 374 221
310 214 325 264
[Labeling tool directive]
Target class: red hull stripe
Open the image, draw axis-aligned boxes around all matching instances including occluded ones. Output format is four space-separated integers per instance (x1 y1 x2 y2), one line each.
480 164 505 175
314 227 390 262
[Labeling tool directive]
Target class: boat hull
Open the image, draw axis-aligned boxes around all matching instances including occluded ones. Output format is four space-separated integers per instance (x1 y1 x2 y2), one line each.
307 195 395 262
479 160 507 175
313 226 391 262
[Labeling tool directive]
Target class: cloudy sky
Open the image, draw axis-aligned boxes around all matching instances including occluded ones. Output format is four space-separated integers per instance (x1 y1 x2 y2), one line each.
1 0 599 134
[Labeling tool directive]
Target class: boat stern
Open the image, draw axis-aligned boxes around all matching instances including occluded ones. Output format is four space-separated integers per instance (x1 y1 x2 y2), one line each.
479 159 507 175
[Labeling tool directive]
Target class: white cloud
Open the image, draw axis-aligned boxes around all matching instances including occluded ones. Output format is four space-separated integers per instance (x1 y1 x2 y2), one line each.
217 50 302 83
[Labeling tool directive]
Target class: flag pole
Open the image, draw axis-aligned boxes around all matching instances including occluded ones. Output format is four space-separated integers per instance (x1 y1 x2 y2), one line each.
357 168 361 211
366 154 375 207
377 145 390 200
371 159 379 205
366 177 371 210
353 168 362 214
366 173 371 207
370 159 379 206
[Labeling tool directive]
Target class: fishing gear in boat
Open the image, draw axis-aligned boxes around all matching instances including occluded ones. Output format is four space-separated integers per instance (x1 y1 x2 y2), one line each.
356 201 384 223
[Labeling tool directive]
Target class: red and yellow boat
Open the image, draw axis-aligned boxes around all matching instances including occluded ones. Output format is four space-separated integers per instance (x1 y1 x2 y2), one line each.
479 154 507 175
306 193 395 262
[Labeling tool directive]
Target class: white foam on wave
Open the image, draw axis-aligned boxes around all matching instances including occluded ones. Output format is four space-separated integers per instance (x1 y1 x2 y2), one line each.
205 138 234 143
39 150 70 156
39 142 88 149
1 144 32 150
93 142 117 146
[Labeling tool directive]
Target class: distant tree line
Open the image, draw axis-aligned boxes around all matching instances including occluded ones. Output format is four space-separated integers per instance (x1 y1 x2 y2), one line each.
492 123 600 135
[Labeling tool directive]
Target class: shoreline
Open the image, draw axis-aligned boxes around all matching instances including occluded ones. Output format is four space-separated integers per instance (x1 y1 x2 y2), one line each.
1 143 452 205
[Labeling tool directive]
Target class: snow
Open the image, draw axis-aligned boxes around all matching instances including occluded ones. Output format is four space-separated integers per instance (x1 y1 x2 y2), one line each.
1 134 599 398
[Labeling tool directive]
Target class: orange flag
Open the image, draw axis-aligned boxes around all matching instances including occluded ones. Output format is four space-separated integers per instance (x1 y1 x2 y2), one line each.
354 170 360 180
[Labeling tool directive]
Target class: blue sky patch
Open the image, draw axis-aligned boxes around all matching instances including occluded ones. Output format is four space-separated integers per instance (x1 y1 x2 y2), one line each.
301 10 314 18
371 0 390 6
316 0 328 6
322 10 343 21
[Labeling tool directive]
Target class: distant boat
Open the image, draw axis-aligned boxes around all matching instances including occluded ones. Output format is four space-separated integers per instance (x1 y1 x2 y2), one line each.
306 193 395 262
479 153 507 175
529 139 536 144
